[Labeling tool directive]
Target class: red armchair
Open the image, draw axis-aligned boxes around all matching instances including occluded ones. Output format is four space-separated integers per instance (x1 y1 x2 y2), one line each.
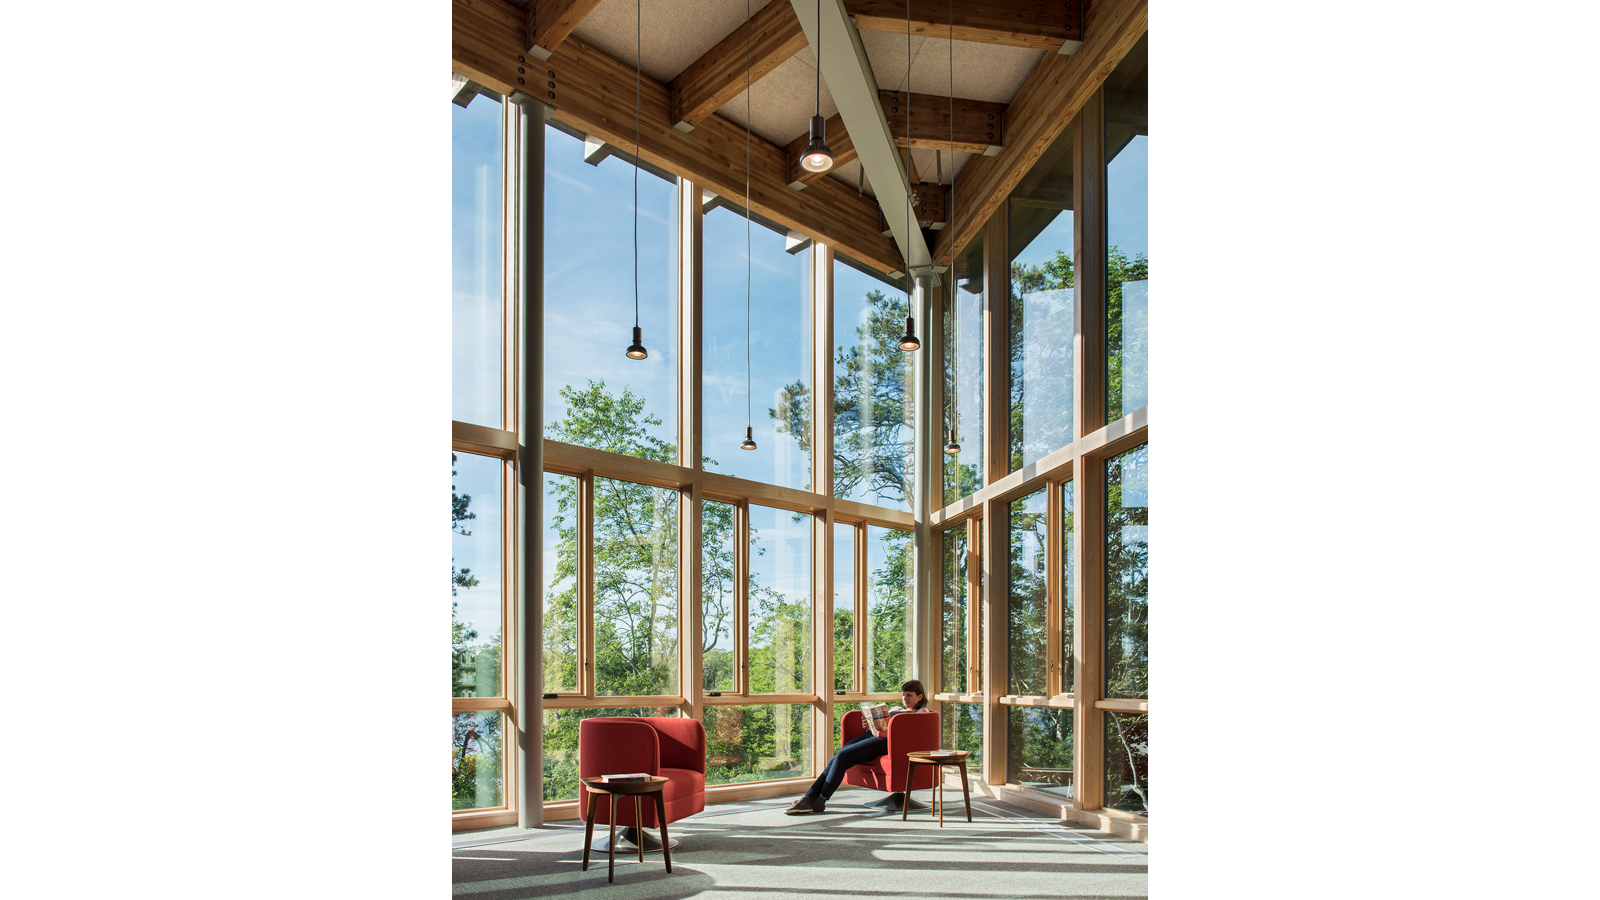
578 717 705 850
840 709 941 808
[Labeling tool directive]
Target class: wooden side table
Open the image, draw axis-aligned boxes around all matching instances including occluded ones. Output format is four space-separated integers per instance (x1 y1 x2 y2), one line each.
904 751 972 826
580 776 672 883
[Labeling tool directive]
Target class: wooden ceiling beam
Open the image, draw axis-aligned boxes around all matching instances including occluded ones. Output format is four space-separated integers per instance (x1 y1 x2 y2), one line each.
880 89 1005 154
453 0 901 274
932 0 1146 266
525 0 606 60
784 113 857 188
669 1 809 132
846 0 1084 53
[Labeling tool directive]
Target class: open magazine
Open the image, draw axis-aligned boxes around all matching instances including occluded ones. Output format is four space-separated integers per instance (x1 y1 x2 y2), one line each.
860 703 890 732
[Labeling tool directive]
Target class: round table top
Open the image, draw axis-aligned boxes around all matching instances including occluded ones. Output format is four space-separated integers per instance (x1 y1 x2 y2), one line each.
907 750 971 762
581 775 668 794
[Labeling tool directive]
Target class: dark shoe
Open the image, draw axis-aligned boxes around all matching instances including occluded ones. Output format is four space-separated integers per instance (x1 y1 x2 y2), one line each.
785 794 822 815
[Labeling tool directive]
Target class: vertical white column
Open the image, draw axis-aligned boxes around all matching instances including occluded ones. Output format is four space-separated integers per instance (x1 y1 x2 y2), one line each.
509 91 546 828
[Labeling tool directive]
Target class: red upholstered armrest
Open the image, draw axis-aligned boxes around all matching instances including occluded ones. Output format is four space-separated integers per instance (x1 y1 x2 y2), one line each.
842 709 866 744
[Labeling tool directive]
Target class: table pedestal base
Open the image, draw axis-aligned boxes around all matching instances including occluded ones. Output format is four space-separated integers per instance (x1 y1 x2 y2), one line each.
863 792 928 811
591 827 679 853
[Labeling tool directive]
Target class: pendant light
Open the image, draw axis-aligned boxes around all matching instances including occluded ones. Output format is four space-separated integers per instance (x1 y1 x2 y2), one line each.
740 0 758 451
800 0 834 173
624 0 648 360
897 0 921 353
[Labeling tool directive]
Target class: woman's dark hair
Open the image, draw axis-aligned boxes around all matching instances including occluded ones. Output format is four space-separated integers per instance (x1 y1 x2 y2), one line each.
901 679 929 710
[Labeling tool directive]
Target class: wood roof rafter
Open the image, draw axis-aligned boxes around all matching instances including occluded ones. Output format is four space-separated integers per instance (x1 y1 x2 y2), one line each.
669 0 810 132
932 0 1146 266
453 0 901 273
846 0 1084 53
525 0 607 60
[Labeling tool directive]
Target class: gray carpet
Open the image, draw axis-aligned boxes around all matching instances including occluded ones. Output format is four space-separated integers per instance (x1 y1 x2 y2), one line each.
452 789 1148 899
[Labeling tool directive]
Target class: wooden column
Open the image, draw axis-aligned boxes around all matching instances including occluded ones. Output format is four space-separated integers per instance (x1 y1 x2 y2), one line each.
813 506 835 773
1071 90 1107 811
979 202 1009 785
811 243 833 772
1045 478 1064 698
679 177 705 725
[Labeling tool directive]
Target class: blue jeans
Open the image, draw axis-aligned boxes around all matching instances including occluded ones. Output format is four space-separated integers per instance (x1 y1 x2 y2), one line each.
804 731 887 801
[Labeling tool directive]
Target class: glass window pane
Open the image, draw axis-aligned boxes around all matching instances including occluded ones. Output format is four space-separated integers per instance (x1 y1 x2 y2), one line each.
866 525 914 692
833 523 855 693
702 500 737 692
542 473 579 693
1008 123 1075 470
940 527 968 694
1063 480 1076 694
1007 488 1047 696
540 706 681 802
543 125 679 460
593 477 679 697
702 203 811 489
705 704 814 785
1104 711 1149 817
1106 445 1148 700
1007 706 1073 798
940 702 983 770
452 94 502 428
452 711 504 810
748 504 812 694
832 256 914 511
452 452 502 698
1106 35 1149 421
942 230 985 506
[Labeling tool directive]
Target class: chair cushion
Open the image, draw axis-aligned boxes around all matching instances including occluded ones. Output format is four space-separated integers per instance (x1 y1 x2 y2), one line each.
586 767 704 828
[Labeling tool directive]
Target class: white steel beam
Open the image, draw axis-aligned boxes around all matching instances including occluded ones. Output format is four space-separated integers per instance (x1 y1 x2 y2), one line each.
791 0 931 277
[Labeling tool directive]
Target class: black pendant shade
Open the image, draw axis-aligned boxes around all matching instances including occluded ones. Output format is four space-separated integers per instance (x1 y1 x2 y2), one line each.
741 426 757 451
898 316 921 352
801 115 834 173
626 325 648 360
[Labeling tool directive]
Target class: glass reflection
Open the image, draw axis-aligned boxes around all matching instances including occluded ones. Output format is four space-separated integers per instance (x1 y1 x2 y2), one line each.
1104 711 1148 817
452 452 502 698
748 504 812 694
452 710 504 810
942 231 985 506
543 473 578 693
833 522 855 692
703 203 811 489
1007 488 1048 696
1008 706 1073 798
543 124 679 459
1008 124 1075 469
866 526 914 691
702 500 737 692
1105 446 1148 700
705 704 813 785
833 256 914 510
1106 35 1149 422
452 94 502 428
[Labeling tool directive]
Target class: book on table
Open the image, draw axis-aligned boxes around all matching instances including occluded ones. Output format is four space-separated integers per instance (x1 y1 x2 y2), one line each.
599 773 652 783
926 749 960 758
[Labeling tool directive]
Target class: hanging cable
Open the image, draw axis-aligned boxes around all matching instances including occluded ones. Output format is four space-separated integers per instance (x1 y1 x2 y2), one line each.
742 0 757 451
625 0 647 359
